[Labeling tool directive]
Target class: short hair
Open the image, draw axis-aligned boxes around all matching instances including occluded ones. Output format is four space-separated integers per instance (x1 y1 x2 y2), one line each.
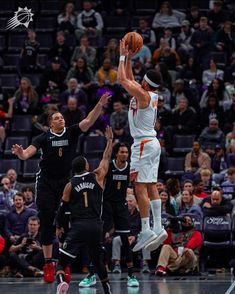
144 70 162 90
228 167 235 176
28 216 40 224
22 186 34 193
48 111 63 125
200 169 212 177
13 192 25 201
72 156 87 174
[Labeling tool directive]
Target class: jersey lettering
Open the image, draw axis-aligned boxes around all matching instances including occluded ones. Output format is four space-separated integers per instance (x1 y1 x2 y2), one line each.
74 182 95 193
52 140 69 147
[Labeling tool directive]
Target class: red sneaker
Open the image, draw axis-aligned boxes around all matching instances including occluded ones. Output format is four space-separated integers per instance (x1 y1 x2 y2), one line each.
43 263 55 283
155 266 167 276
64 266 71 284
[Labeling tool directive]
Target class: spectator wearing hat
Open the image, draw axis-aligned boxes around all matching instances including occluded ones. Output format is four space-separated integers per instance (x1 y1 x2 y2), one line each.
39 57 67 103
156 95 172 127
199 118 225 157
177 20 194 64
48 31 72 69
190 17 213 69
200 189 232 217
211 144 228 184
70 35 96 70
185 141 211 174
208 1 228 32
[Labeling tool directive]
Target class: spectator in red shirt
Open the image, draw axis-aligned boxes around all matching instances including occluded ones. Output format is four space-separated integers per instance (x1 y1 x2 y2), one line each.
193 179 208 199
155 215 203 276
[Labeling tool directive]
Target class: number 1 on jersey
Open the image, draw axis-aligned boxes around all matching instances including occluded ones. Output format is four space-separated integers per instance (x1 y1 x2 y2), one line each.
83 191 88 207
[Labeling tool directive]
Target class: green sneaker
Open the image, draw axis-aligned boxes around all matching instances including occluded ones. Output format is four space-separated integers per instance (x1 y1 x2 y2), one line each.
127 275 139 287
79 274 97 288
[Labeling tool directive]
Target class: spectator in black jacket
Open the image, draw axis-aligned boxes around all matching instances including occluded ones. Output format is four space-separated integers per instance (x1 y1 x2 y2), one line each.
224 94 235 132
208 1 228 32
201 189 232 217
190 17 213 69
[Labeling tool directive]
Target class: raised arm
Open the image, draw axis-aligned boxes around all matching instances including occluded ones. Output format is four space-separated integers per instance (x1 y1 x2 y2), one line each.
94 127 113 188
5 97 15 118
79 92 111 132
12 144 37 160
117 39 149 108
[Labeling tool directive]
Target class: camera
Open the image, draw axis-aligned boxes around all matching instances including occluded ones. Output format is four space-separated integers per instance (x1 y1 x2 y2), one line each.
168 216 184 233
26 237 34 245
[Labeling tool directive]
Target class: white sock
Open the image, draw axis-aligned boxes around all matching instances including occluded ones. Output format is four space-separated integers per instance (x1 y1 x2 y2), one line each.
150 199 162 233
141 217 150 231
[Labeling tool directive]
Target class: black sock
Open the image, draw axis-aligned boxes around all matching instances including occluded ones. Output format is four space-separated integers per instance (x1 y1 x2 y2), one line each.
56 273 64 284
128 266 133 277
45 258 53 264
102 280 112 294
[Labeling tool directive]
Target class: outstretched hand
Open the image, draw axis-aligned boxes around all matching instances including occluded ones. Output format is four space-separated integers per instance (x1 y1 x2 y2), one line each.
12 144 23 157
105 126 113 141
99 92 112 107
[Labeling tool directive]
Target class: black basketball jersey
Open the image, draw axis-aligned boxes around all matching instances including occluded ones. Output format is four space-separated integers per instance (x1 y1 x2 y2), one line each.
69 172 103 220
32 124 81 179
81 11 97 28
103 160 130 202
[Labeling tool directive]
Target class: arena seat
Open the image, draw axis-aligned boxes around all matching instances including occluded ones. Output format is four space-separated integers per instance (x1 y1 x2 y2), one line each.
0 74 18 91
3 54 19 71
0 34 6 51
180 213 203 232
83 136 106 158
165 157 185 176
105 15 130 34
35 16 57 32
4 136 28 156
172 135 195 154
11 115 33 136
23 158 40 177
8 33 25 52
0 159 21 176
87 158 100 171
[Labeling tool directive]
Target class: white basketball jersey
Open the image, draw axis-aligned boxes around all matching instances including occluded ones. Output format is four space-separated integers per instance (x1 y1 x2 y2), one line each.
128 91 158 140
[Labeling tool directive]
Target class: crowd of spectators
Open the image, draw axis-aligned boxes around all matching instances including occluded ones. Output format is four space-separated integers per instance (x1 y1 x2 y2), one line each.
0 0 235 277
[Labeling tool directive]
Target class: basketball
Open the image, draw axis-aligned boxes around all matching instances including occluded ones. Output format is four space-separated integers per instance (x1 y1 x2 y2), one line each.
123 32 143 54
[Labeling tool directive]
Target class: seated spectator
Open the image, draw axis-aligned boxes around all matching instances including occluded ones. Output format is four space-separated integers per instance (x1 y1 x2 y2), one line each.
224 54 235 85
160 27 176 49
186 6 201 31
33 104 58 134
134 18 156 48
112 191 151 274
155 118 170 152
48 31 72 69
200 94 225 129
170 79 199 112
193 179 208 199
185 141 211 174
60 78 87 114
0 97 15 147
226 122 235 153
152 40 180 68
57 2 77 34
214 21 235 61
178 190 203 217
168 96 197 136
177 180 201 206
155 62 172 92
199 169 215 193
211 144 228 184
156 95 172 126
0 177 17 214
152 1 182 29
155 215 203 276
6 169 23 192
65 57 94 92
70 35 96 70
75 0 103 46
110 1 129 16
202 58 224 88
200 188 232 217
177 20 194 64
110 100 128 131
208 0 227 31
113 123 133 147
103 39 119 68
156 179 165 192
5 193 36 245
166 178 182 202
159 190 176 216
198 118 225 156
179 56 202 85
39 57 67 104
190 17 213 69
132 58 146 84
13 77 39 115
22 186 37 211
62 97 84 127
95 58 118 89
9 216 43 277
131 45 152 68
221 167 235 199
200 79 231 111
19 30 40 75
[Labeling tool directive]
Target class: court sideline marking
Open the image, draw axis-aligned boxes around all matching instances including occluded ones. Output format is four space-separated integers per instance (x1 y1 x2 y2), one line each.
225 281 235 294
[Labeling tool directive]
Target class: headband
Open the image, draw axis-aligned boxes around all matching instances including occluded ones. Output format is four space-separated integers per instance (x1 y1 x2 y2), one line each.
144 74 159 88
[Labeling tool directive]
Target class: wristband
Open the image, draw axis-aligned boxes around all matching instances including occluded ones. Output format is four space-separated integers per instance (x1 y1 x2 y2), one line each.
119 55 125 62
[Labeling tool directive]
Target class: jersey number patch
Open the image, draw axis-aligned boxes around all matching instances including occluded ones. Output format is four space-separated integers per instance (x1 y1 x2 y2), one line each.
58 148 63 157
83 192 88 207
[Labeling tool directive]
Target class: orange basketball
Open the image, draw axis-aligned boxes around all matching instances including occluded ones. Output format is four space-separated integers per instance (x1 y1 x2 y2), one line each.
123 32 143 54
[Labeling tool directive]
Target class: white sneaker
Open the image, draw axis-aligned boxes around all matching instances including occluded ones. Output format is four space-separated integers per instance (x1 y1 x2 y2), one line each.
132 229 157 252
56 281 69 294
144 229 168 252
